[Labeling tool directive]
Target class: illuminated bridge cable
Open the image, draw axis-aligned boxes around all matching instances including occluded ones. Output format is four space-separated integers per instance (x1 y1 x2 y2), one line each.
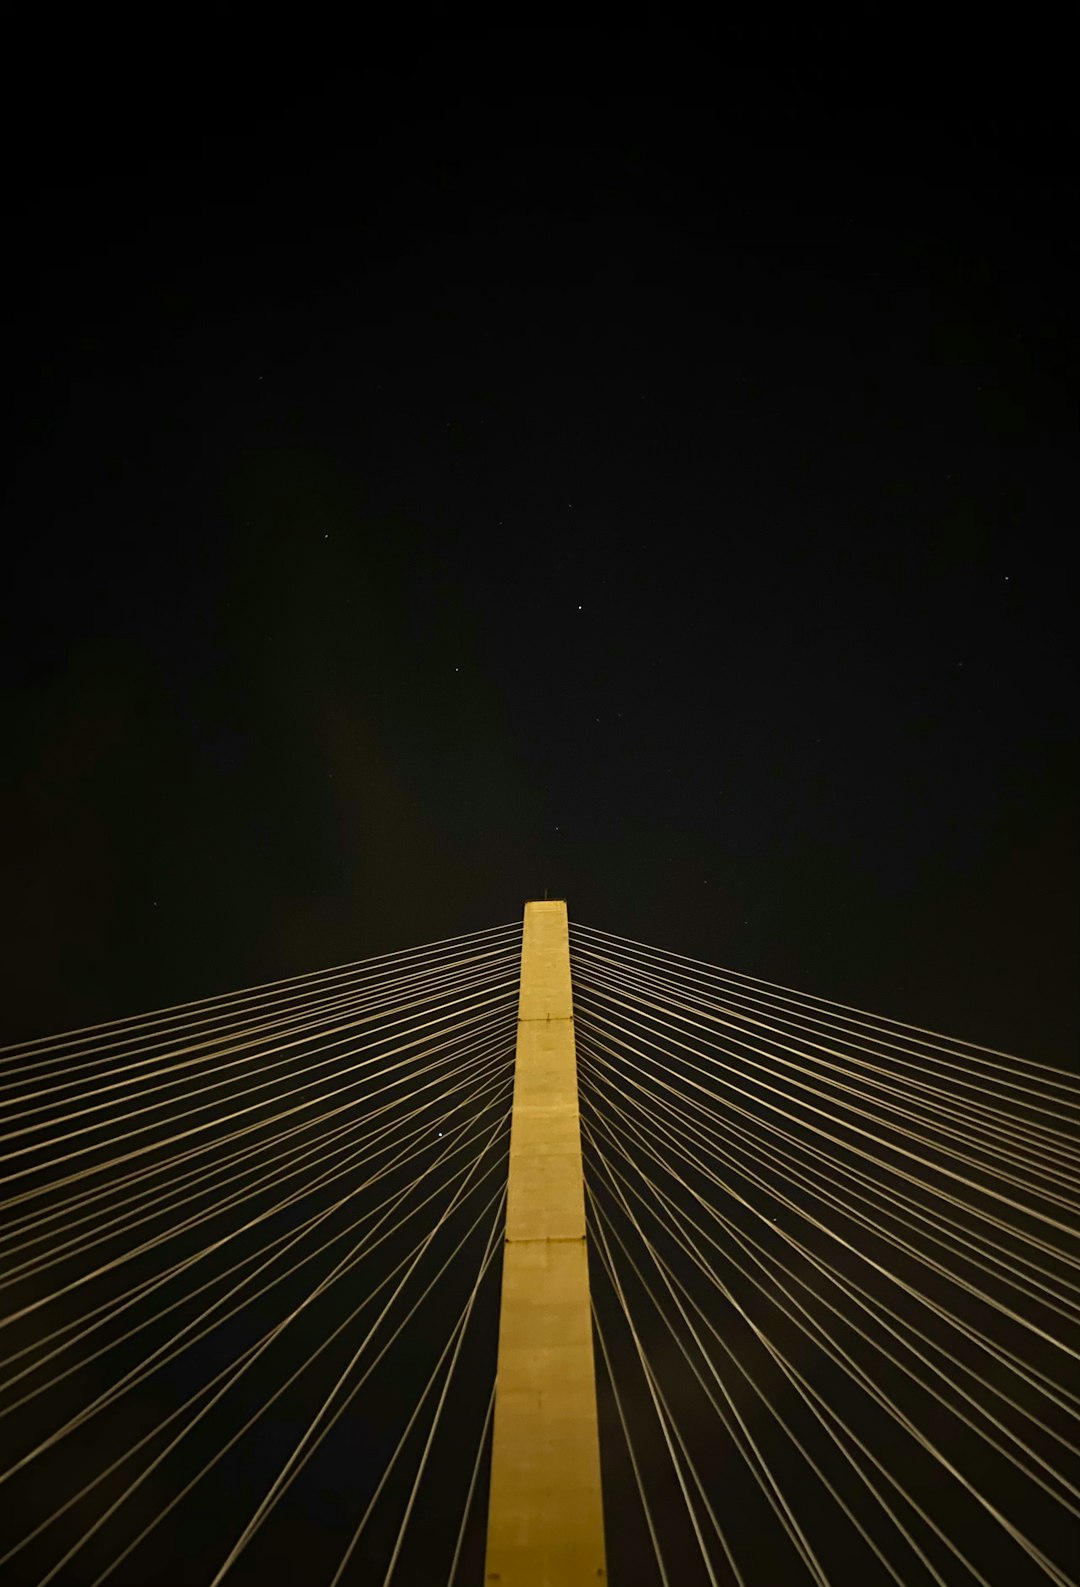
0 938 517 1107
584 1124 954 1587
577 1038 1080 1405
580 1053 1080 1402
570 943 1080 1169
577 1028 1078 1352
0 1022 511 1288
570 976 1080 1208
0 1050 510 1389
570 922 1080 1097
571 985 1080 1221
588 1185 831 1587
0 977 517 1175
0 990 515 1213
0 1002 513 1243
572 939 1080 1157
586 1143 916 1587
588 1173 736 1587
0 1057 513 1416
571 994 1080 1238
581 1075 1078 1587
570 924 1078 1587
447 1380 496 1587
572 1013 1080 1304
574 1020 1080 1290
582 1031 1080 1349
0 1084 512 1497
30 1147 511 1587
207 1113 509 1583
590 1296 672 1587
583 1108 1004 1587
0 1111 511 1580
0 925 517 1583
0 1092 509 1455
329 1193 505 1587
571 954 1080 1187
87 1186 506 1587
0 941 519 1121
0 1033 513 1339
0 918 520 1062
579 1057 1080 1501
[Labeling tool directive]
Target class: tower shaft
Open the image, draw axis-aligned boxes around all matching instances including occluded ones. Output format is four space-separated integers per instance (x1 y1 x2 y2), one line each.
484 900 607 1585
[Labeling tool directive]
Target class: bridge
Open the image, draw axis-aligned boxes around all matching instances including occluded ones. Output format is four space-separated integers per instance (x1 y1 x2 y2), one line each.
0 906 1076 1584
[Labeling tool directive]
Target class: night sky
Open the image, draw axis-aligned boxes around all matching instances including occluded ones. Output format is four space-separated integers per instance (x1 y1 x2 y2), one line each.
4 20 1076 1064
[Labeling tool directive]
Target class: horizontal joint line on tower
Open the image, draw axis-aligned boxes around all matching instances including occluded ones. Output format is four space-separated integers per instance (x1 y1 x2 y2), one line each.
504 1236 587 1245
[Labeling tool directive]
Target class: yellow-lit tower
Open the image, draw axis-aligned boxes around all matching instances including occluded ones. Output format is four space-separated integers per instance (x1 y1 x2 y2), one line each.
484 899 607 1584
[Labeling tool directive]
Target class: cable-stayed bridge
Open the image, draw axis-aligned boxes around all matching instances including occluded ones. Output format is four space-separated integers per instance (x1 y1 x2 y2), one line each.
0 908 1077 1586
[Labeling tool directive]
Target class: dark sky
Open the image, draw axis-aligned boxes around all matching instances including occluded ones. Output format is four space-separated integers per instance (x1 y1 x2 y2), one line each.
3 18 1076 1066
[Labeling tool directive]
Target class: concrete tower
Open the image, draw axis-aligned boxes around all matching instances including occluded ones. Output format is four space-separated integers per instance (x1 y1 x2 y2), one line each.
484 900 607 1584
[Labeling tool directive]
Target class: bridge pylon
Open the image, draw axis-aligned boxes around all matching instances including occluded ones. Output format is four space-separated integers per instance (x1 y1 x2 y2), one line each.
484 899 607 1584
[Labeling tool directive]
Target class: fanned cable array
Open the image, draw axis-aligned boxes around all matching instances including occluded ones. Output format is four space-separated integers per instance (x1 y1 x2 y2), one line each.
4 911 1077 1586
0 922 518 1587
571 921 1080 1587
